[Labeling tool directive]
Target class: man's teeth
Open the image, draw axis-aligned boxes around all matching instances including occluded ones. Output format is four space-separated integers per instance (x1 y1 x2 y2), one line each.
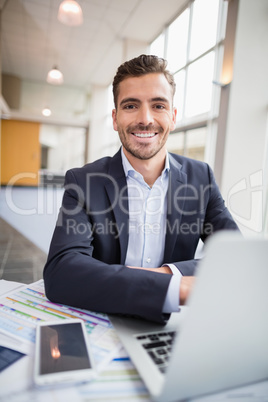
133 133 156 138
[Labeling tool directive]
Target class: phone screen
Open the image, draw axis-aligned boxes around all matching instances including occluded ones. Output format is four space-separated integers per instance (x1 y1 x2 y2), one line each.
38 322 92 375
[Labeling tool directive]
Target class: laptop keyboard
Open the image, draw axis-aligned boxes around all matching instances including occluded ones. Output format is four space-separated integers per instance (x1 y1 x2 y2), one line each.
135 331 176 373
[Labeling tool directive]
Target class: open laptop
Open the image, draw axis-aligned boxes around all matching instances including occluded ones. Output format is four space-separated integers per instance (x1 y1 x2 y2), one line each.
109 232 268 401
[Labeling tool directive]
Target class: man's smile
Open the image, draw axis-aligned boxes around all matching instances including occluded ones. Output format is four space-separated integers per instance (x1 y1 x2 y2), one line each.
132 132 157 138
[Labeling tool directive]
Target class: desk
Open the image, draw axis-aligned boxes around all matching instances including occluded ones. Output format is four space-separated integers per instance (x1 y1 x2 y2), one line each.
0 279 267 402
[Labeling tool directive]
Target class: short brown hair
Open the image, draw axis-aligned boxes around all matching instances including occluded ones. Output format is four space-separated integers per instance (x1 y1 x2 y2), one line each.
112 54 176 108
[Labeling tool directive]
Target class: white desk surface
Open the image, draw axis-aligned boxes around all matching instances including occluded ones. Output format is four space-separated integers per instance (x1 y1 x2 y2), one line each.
0 279 267 402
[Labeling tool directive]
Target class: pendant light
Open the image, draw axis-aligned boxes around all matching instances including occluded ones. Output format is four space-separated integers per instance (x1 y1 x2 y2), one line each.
42 107 52 117
47 66 64 85
57 0 83 26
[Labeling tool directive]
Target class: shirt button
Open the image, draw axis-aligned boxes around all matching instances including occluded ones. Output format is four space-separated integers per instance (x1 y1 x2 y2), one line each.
146 258 151 263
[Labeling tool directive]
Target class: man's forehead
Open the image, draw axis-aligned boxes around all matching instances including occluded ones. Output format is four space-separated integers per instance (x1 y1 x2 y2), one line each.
117 73 173 101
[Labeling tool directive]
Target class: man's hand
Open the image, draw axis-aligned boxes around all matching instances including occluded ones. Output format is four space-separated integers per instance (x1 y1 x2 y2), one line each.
179 276 195 305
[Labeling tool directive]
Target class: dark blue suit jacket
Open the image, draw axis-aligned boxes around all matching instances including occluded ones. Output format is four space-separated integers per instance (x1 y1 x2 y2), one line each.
44 149 238 323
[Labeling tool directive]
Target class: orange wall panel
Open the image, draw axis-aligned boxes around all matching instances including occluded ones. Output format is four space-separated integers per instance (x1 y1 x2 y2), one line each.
1 119 40 186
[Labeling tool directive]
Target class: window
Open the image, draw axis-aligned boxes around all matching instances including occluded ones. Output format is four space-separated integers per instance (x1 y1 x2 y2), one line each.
166 8 189 72
185 51 215 117
150 0 228 164
150 32 165 58
166 127 207 162
189 0 219 60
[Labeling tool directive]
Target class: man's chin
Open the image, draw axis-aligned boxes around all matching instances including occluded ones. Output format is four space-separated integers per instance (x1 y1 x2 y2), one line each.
125 145 162 161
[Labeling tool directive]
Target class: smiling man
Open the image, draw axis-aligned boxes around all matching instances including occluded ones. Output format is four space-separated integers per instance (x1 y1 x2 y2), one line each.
44 55 238 323
113 73 176 164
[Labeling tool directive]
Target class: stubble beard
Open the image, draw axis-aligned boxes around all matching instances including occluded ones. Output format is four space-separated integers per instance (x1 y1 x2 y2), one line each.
118 124 168 161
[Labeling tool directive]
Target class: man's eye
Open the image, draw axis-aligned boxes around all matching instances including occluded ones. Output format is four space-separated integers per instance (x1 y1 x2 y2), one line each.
124 104 136 109
154 104 165 109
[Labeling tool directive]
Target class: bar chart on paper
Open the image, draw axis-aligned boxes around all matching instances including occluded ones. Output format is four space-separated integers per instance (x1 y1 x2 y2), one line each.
0 280 121 368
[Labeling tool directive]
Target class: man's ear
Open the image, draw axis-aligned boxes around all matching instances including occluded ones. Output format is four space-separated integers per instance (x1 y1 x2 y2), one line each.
112 109 118 131
171 107 177 131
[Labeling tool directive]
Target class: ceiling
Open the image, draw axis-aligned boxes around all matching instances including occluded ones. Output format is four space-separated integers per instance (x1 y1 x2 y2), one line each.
1 0 186 122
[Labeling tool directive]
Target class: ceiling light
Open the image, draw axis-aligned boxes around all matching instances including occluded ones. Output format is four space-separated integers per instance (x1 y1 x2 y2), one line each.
47 66 64 85
42 107 52 117
58 0 83 26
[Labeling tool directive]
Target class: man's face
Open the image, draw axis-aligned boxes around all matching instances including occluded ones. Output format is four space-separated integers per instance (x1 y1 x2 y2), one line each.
112 73 177 161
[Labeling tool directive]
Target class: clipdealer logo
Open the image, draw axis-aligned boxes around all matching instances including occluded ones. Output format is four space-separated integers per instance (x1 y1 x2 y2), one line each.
227 170 264 232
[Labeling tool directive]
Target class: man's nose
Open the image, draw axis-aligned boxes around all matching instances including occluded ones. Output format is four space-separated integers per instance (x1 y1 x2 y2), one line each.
137 105 154 126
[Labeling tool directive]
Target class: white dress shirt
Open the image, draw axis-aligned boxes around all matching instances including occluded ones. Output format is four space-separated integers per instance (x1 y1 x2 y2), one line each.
121 148 181 313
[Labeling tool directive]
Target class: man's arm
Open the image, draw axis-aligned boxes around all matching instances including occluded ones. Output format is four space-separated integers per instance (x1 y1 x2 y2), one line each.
127 265 195 305
126 161 239 305
43 168 172 324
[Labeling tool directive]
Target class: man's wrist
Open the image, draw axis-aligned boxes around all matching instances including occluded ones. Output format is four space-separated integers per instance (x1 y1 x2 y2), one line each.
162 263 182 277
162 274 181 313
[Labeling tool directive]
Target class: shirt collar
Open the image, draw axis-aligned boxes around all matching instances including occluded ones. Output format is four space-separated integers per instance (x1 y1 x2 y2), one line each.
121 147 170 180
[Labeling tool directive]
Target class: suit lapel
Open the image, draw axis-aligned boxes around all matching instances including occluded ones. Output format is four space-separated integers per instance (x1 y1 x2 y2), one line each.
105 150 129 264
163 154 187 263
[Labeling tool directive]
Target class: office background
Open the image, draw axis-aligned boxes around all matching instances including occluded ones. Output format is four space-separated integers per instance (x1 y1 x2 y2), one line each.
0 0 268 283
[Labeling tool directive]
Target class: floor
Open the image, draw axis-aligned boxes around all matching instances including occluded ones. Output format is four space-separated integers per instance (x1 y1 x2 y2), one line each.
0 186 64 284
0 217 47 284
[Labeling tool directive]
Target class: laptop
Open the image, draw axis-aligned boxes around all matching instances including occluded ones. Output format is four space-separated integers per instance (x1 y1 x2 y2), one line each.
109 232 268 401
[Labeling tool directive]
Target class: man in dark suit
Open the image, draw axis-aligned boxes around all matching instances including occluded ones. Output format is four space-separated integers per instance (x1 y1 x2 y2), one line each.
44 55 238 323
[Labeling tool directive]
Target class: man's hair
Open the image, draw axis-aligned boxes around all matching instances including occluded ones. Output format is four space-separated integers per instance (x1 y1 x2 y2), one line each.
112 54 176 108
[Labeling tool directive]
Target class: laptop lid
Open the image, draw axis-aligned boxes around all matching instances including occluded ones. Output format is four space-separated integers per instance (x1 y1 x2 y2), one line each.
110 232 268 401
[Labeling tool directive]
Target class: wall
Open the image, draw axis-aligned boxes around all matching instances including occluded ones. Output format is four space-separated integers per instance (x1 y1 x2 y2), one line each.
1 119 40 186
2 74 21 109
221 0 268 236
40 124 86 173
20 80 90 122
87 84 114 162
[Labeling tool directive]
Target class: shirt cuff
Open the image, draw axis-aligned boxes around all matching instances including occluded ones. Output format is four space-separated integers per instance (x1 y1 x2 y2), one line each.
162 264 182 313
